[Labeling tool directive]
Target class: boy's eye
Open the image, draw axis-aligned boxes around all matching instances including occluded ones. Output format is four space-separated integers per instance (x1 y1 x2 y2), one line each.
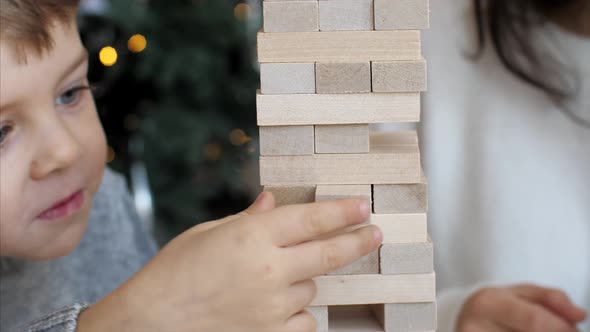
55 86 90 106
0 123 14 146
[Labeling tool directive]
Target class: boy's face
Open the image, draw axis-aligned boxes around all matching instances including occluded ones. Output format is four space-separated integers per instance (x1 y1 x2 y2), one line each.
0 20 107 259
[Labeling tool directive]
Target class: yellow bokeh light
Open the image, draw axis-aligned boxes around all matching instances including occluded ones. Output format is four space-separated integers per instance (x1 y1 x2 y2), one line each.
128 34 147 53
99 46 118 66
229 129 251 146
204 143 223 161
106 146 116 163
234 3 251 21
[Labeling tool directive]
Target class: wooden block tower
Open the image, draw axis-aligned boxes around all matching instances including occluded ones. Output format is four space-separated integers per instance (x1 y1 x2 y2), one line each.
257 0 435 331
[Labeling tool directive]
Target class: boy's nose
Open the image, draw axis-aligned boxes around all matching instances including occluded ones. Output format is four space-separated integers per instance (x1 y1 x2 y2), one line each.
30 118 82 180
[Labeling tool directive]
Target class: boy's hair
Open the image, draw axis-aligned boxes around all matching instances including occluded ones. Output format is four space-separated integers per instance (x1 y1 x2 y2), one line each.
0 0 80 63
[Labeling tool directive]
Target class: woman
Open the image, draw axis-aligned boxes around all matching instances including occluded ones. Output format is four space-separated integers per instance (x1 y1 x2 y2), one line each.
421 0 589 331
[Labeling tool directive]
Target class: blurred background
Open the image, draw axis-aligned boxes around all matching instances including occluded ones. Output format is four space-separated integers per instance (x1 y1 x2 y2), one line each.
78 0 263 245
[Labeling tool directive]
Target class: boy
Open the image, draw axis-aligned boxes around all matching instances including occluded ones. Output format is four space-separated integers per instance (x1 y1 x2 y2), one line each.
0 1 382 331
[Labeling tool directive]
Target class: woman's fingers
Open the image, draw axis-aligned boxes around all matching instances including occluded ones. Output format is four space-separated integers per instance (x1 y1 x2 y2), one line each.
511 284 587 324
263 199 370 247
282 225 382 282
492 290 577 332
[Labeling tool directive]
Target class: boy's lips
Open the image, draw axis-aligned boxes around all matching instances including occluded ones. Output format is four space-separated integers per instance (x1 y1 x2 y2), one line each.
38 190 85 221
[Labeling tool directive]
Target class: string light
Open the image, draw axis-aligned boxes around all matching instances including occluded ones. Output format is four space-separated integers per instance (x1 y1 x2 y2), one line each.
124 114 140 131
128 34 147 53
229 129 251 146
99 46 118 66
234 3 251 21
204 143 222 161
106 146 116 163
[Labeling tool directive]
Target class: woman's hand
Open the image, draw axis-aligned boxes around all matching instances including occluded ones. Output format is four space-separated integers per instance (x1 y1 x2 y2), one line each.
457 284 587 332
79 192 381 332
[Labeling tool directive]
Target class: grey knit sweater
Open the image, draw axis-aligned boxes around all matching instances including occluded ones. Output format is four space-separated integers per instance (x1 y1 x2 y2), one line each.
0 169 157 332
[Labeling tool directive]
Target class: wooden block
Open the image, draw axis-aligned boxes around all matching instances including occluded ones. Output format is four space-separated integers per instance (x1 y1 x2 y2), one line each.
315 125 370 154
380 239 434 274
260 134 420 185
316 62 371 94
312 211 425 242
372 60 427 92
260 63 316 94
370 213 427 244
256 92 420 126
374 0 429 30
329 305 383 332
373 181 427 214
259 125 314 156
372 302 437 332
260 132 420 185
308 306 329 332
370 131 418 146
257 31 421 63
263 186 316 207
330 250 379 275
311 273 436 306
316 185 372 202
263 1 319 33
319 0 373 31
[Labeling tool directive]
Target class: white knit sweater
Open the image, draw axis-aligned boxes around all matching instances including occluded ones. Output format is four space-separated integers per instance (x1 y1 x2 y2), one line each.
414 1 590 331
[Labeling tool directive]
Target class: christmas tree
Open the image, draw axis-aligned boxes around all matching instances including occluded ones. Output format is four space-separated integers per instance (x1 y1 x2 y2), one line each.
79 0 261 241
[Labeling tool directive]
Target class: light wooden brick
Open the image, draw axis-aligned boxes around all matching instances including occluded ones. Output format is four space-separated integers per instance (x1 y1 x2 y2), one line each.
260 132 421 186
312 212 426 245
372 302 437 332
372 60 427 92
316 62 371 94
374 0 429 30
330 250 379 275
263 186 316 207
370 213 427 244
311 273 435 306
256 92 420 126
373 178 427 214
259 125 314 156
260 63 316 94
263 1 319 32
307 306 329 332
380 239 434 274
257 30 421 63
315 124 370 154
315 184 372 202
319 0 373 31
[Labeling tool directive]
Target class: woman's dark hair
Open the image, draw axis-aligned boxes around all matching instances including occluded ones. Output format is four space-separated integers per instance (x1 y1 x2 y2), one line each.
473 0 588 126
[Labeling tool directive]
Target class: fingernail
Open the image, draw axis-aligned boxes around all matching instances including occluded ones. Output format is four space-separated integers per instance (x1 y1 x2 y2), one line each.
373 228 383 243
359 200 370 219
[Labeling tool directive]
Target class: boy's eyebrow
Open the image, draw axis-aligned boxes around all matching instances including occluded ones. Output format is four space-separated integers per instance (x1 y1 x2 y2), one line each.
0 50 90 112
58 48 89 84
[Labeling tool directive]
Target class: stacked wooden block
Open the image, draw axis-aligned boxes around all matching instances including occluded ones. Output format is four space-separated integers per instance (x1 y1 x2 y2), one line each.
257 0 435 331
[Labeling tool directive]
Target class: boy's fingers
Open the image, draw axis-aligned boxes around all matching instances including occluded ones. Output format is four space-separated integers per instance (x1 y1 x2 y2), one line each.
189 192 275 235
512 284 587 323
284 279 317 317
263 199 370 247
493 291 577 332
283 310 317 332
283 225 381 282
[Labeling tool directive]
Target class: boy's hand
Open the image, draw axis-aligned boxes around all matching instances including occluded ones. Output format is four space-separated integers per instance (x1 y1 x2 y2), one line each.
457 284 587 332
80 192 381 332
